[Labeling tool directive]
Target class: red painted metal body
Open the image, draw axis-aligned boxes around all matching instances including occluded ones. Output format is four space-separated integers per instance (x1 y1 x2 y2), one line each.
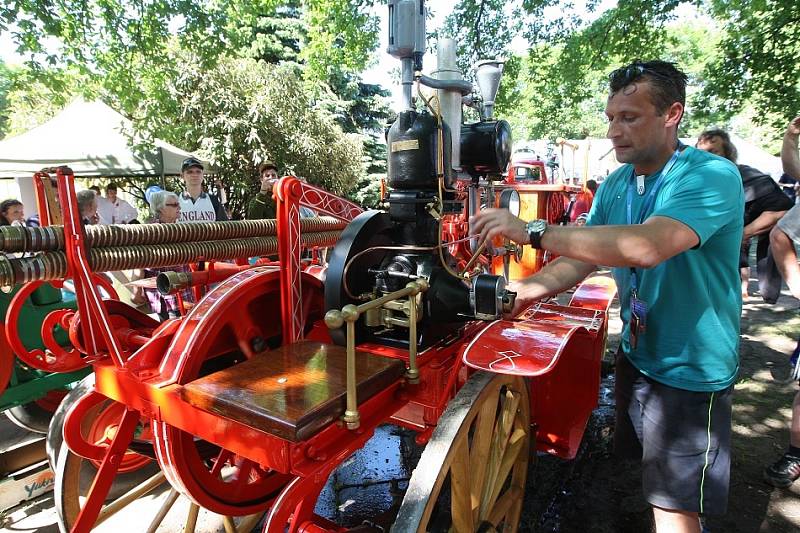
37 170 616 532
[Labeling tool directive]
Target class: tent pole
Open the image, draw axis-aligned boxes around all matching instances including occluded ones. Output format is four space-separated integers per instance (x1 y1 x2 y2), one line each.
159 147 166 189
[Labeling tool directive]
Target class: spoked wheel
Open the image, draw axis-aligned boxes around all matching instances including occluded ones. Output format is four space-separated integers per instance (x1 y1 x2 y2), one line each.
55 439 265 533
153 268 325 517
54 268 325 530
54 438 164 532
5 390 65 434
393 372 531 532
52 376 162 531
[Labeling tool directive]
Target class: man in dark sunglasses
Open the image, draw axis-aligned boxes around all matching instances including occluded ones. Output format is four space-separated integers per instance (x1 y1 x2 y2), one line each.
473 60 743 532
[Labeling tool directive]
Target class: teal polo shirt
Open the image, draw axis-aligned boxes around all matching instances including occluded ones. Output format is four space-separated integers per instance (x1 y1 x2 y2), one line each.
586 146 743 392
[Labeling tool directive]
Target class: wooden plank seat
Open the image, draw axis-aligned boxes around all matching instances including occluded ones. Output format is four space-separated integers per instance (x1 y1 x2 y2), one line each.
180 341 406 442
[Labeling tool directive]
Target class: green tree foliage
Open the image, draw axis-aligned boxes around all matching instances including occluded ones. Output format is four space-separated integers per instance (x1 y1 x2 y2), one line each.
2 67 86 137
301 0 379 83
439 0 798 147
435 1 522 119
0 62 14 138
129 49 363 218
697 0 800 132
230 0 305 63
518 0 799 141
2 0 386 209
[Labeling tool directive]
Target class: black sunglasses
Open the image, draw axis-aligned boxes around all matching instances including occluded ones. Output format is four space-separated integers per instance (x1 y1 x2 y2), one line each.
609 63 668 86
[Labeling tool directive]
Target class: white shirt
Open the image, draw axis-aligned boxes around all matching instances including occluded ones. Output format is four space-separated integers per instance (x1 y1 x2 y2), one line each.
97 196 139 224
178 192 217 223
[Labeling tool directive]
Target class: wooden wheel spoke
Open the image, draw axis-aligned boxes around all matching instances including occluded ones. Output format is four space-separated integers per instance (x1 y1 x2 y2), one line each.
145 489 180 533
237 511 267 533
469 393 500 522
184 502 200 533
479 389 521 520
222 515 237 533
484 427 527 516
95 472 168 528
395 373 531 533
486 486 522 527
450 437 474 532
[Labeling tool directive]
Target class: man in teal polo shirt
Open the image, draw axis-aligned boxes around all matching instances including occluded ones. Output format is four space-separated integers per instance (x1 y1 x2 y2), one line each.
472 60 742 533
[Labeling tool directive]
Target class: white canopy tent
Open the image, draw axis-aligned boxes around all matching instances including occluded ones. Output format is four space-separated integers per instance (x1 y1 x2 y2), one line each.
0 98 206 179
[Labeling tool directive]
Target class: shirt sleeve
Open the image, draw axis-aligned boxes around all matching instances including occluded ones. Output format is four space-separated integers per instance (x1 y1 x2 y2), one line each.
211 194 229 221
651 159 743 246
121 201 139 222
247 193 275 220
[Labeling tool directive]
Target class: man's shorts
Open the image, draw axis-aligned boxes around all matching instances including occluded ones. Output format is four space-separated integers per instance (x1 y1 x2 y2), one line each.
614 351 733 515
777 202 800 245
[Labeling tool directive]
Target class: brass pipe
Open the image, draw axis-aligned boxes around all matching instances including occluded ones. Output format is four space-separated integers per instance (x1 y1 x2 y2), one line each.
0 231 341 287
342 306 359 430
0 217 346 254
406 287 420 384
324 280 429 429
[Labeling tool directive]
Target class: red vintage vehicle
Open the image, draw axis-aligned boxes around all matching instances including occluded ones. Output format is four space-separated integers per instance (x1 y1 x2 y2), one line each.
0 166 616 532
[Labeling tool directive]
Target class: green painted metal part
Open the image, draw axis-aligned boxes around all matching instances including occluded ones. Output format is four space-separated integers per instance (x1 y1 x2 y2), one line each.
0 283 88 411
1 366 91 409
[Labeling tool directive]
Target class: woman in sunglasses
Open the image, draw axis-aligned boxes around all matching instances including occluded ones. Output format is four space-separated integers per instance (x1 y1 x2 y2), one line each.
133 191 194 321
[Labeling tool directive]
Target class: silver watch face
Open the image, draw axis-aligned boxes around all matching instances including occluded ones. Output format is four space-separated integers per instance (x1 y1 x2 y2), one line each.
527 219 546 233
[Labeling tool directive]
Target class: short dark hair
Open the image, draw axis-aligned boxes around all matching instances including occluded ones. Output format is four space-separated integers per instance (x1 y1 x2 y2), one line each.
106 182 118 192
609 60 688 115
697 128 738 163
89 185 101 194
586 179 598 194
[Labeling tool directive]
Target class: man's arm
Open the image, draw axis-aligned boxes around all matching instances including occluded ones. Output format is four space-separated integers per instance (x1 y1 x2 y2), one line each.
743 210 787 241
471 209 699 269
509 256 596 315
782 116 800 180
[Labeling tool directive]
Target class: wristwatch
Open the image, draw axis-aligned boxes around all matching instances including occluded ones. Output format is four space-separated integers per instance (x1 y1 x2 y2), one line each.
526 219 547 249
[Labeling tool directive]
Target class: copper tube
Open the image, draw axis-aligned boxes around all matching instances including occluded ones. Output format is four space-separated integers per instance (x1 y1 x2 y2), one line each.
0 231 341 286
0 217 346 253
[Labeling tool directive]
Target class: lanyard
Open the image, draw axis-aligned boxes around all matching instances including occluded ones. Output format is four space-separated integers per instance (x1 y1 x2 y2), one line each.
625 148 682 292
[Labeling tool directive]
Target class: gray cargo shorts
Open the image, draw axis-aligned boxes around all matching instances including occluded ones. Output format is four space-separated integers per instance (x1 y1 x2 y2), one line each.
614 351 733 515
776 202 800 245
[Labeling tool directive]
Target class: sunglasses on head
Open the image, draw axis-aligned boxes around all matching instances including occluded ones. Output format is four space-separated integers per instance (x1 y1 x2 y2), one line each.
609 63 668 87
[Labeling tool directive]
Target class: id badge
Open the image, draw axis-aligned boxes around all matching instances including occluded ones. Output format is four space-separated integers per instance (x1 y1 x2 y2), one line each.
629 292 648 350
629 312 639 349
631 296 648 331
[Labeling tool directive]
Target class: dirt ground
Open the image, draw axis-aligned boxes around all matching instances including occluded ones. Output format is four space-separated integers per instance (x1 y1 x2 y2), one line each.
519 276 800 532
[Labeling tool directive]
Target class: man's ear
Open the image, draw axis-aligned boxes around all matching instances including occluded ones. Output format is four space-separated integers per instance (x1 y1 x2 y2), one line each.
664 102 684 129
